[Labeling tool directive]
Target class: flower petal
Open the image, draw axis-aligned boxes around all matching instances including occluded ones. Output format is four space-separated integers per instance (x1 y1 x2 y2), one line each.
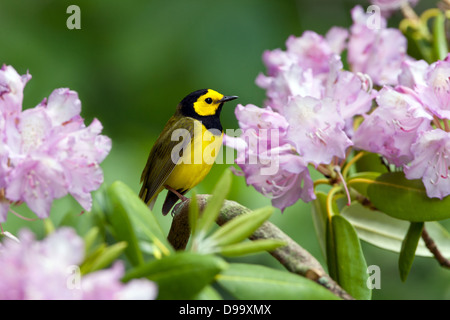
45 88 82 125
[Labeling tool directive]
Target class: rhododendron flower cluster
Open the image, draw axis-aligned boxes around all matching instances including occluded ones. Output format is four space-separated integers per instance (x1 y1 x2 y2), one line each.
225 6 378 211
226 4 450 211
348 6 408 86
0 65 111 221
354 55 450 199
0 227 157 300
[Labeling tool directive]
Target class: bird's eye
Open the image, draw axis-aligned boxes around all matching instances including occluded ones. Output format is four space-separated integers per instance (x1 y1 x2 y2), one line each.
205 98 213 104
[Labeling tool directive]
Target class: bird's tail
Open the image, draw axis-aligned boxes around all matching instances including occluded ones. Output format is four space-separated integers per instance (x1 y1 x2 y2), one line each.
139 184 158 211
162 190 184 216
148 196 157 211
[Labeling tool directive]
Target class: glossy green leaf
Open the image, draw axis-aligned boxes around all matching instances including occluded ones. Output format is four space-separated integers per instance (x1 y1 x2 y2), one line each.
91 241 127 271
189 190 199 237
367 172 450 221
209 206 274 247
196 169 232 236
401 22 434 63
311 192 328 258
399 222 424 282
219 239 286 257
326 216 338 281
323 193 341 281
347 172 381 198
328 215 371 300
194 285 223 300
80 243 106 274
106 181 173 261
83 227 102 257
104 185 143 266
216 263 340 300
354 152 389 174
341 202 450 258
123 252 228 300
81 241 128 274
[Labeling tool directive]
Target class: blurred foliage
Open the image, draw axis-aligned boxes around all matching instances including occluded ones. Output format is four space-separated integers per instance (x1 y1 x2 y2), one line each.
0 0 449 299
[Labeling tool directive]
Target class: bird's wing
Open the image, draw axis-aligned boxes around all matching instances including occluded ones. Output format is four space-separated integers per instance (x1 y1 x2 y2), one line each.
139 116 195 205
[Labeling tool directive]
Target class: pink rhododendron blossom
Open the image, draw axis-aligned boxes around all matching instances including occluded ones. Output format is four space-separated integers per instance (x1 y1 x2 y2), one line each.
353 86 431 166
369 0 419 17
80 262 157 300
284 31 336 76
355 54 450 199
224 104 315 211
245 145 315 211
258 30 343 80
226 17 379 210
283 96 353 166
325 27 349 55
0 65 111 221
397 59 429 88
227 5 450 211
0 227 157 300
415 58 450 119
0 65 31 117
405 129 450 199
348 5 408 86
325 55 376 120
256 64 323 113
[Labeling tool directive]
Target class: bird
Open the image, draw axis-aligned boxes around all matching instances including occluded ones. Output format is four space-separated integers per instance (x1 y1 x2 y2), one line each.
139 89 238 215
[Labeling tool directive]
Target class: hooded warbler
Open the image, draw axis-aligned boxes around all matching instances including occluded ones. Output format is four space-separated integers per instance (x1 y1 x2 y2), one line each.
139 89 238 215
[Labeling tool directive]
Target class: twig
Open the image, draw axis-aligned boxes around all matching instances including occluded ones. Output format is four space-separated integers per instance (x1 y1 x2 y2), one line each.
168 195 354 300
421 227 450 269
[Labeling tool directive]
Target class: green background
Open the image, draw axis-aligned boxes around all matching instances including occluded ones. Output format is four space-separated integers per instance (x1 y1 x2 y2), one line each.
1 0 449 299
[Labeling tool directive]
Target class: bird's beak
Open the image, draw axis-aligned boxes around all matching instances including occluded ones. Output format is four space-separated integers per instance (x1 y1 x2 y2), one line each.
219 95 238 103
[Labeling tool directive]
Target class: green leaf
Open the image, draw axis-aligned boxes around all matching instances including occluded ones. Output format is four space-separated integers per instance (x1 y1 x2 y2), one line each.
209 206 274 247
90 241 128 272
104 186 143 266
193 285 223 300
43 218 55 235
83 227 101 256
189 190 199 237
341 202 450 258
401 21 434 63
326 216 338 281
432 11 448 61
329 215 371 300
196 169 232 236
219 239 286 257
367 172 450 221
123 252 228 300
354 152 389 174
80 243 106 274
311 192 328 258
106 181 173 264
399 222 424 282
81 241 128 274
347 172 382 198
216 263 340 300
323 192 342 281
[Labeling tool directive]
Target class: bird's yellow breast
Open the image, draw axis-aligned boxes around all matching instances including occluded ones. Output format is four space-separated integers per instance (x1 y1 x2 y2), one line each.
165 122 223 192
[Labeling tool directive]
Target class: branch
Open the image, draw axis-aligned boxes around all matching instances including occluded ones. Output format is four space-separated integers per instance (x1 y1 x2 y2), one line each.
421 227 450 269
167 195 354 300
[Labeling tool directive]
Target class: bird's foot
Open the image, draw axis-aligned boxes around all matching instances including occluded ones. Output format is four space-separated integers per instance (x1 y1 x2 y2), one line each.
164 185 188 202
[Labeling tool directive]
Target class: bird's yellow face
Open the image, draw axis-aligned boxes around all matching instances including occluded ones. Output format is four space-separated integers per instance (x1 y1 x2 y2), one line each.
193 89 226 116
178 88 237 131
